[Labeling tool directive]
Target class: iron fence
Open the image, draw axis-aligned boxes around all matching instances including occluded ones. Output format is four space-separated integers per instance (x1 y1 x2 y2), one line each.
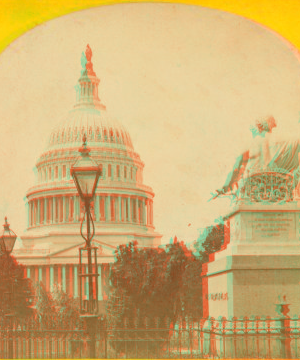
1 315 300 358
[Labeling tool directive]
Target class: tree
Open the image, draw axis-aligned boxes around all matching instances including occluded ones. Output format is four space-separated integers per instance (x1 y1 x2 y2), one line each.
106 240 205 357
108 239 201 325
194 220 229 263
35 283 80 328
0 254 34 318
52 284 80 327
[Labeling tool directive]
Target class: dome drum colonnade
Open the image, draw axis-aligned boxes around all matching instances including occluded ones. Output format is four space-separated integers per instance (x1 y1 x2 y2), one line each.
16 45 161 303
27 189 154 229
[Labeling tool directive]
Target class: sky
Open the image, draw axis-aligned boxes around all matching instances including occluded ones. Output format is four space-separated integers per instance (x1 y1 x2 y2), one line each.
1 3 300 244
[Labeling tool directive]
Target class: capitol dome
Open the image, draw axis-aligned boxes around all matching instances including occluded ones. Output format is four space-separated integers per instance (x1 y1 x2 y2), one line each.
48 108 134 152
16 45 161 302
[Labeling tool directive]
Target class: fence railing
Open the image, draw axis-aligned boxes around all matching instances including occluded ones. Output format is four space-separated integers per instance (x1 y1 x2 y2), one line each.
1 314 300 358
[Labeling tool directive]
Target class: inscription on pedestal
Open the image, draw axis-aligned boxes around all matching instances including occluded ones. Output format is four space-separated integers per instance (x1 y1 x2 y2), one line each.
253 213 294 239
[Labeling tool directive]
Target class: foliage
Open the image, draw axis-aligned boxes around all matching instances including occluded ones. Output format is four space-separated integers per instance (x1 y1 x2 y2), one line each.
35 283 80 328
107 239 204 356
0 254 34 318
52 284 80 325
107 239 202 324
106 221 230 355
194 221 228 263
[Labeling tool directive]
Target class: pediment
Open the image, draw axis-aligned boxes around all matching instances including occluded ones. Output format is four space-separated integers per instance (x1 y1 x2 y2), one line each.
49 239 116 258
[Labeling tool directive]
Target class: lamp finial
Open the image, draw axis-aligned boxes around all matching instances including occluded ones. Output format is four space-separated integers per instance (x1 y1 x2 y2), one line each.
3 217 9 230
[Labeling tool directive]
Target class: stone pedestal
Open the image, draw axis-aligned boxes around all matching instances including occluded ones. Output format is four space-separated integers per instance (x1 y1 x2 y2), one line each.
202 202 300 318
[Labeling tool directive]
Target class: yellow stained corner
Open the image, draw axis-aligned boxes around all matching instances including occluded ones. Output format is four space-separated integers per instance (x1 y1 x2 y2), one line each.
0 0 300 53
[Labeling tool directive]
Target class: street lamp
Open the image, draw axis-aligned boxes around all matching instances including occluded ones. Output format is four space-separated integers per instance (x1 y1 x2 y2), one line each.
0 217 17 257
71 134 101 358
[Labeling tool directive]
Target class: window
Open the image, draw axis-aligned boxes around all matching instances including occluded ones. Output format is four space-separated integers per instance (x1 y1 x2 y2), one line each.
99 164 103 178
131 167 133 180
49 167 52 180
108 164 111 177
96 127 101 140
124 166 127 179
62 165 66 178
117 165 120 178
104 129 107 141
110 129 114 142
55 166 58 179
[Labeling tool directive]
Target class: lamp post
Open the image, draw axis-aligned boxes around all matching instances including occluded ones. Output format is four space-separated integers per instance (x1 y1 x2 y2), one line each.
0 217 17 359
71 134 101 358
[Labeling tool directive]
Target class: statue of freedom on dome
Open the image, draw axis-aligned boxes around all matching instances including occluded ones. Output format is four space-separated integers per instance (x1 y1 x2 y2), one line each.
80 52 87 75
80 44 95 76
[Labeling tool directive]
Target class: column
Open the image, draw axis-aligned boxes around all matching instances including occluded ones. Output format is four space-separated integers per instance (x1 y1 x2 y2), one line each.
74 265 78 297
62 266 66 292
69 265 73 297
102 196 106 221
57 265 62 286
62 196 66 223
28 202 31 228
35 267 39 283
44 198 47 224
146 199 149 226
52 196 57 224
69 196 73 222
50 266 54 291
33 200 36 226
121 197 124 222
40 199 44 224
27 268 30 279
39 267 43 283
135 197 139 223
142 198 146 225
118 196 122 222
76 196 81 222
58 197 62 223
65 196 69 222
95 195 100 221
49 198 52 224
32 201 35 226
37 199 40 225
99 196 103 221
46 267 50 292
98 265 102 300
127 197 131 223
106 195 111 221
29 202 31 227
150 200 153 225
73 196 78 223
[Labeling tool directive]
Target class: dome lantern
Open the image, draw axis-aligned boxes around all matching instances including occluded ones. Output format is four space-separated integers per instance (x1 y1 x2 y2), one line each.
74 44 106 110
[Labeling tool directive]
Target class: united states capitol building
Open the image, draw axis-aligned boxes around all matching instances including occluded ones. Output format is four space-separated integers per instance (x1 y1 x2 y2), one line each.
14 45 162 305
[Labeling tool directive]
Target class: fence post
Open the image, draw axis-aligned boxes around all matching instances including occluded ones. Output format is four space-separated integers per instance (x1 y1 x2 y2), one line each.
104 320 107 359
275 297 291 359
8 315 14 360
209 317 216 358
82 315 98 359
